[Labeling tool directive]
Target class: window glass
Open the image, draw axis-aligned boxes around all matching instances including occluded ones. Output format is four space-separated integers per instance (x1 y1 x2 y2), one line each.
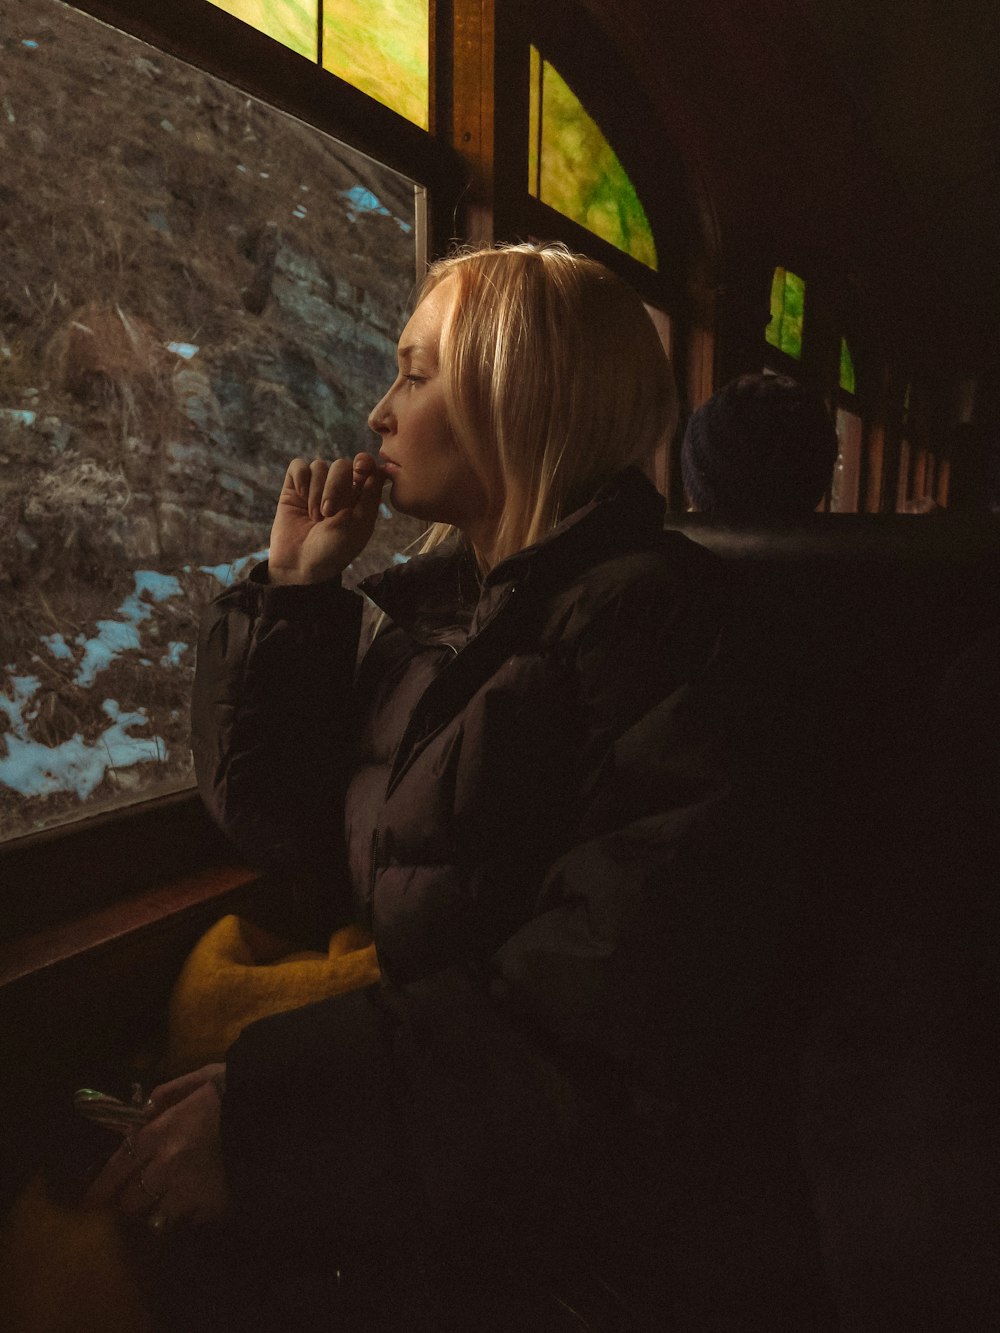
208 0 319 60
0 0 424 844
642 304 672 499
323 1 429 129
765 267 805 360
207 1 430 128
528 46 657 270
839 337 856 395
831 407 862 511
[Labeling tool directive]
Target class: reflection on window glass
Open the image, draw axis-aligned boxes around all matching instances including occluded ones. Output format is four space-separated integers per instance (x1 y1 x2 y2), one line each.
831 407 862 511
839 337 856 395
324 0 429 129
766 267 805 360
208 0 319 61
528 46 657 270
0 0 424 844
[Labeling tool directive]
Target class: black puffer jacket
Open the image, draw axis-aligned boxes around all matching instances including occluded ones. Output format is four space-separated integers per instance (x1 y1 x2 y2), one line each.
189 469 806 1327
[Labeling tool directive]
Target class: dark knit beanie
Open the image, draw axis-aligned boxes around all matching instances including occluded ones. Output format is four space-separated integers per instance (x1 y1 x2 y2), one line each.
681 373 839 519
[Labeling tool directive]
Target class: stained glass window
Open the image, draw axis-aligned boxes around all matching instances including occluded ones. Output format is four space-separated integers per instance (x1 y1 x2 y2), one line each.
207 0 318 61
324 1 429 130
206 0 430 129
839 337 856 395
528 46 657 270
766 267 805 360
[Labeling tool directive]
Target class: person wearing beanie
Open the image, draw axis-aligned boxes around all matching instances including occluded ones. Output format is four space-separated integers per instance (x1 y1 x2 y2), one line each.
682 373 839 519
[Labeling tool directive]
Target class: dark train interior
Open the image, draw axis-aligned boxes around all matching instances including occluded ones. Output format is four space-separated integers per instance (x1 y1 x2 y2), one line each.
1 0 997 1327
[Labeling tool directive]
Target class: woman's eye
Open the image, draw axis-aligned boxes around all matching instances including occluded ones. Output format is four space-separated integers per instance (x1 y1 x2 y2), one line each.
404 374 426 385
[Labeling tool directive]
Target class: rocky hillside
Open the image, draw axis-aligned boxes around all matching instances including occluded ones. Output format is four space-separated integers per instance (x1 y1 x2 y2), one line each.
0 0 426 841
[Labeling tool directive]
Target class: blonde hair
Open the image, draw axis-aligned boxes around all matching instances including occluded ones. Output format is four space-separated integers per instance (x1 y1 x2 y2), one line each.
416 242 677 568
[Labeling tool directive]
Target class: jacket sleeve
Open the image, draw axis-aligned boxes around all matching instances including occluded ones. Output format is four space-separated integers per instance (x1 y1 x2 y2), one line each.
190 563 364 886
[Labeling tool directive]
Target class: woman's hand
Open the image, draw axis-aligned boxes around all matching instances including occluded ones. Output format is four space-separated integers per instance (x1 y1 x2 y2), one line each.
85 1063 228 1231
268 452 387 585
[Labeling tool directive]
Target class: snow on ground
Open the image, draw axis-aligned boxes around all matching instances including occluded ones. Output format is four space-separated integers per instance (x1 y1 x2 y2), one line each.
75 569 184 687
0 679 164 801
1 553 267 802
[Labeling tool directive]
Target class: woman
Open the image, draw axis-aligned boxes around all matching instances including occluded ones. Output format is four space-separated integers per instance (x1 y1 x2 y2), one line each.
88 243 741 1328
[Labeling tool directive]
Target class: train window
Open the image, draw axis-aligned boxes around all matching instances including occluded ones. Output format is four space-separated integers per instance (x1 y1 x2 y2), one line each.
896 383 914 509
895 381 945 511
642 303 673 499
0 0 425 847
839 337 857 395
527 45 658 270
765 266 805 361
831 408 863 512
830 338 861 511
206 0 431 128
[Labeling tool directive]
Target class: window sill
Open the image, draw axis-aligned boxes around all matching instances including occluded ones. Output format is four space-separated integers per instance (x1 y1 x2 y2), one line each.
0 862 261 998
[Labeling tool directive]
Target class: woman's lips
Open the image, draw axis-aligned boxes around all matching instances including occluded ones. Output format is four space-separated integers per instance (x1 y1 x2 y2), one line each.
378 454 401 475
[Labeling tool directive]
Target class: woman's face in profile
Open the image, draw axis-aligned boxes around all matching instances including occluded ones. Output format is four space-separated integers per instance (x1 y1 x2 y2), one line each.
368 276 491 540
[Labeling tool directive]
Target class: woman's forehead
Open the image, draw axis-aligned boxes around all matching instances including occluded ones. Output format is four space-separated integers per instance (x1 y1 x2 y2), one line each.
400 275 458 355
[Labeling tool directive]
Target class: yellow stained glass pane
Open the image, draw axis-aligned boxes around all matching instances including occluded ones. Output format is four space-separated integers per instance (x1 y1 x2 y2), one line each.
207 0 318 61
839 337 856 395
766 267 805 360
323 0 429 130
528 44 541 196
528 47 657 270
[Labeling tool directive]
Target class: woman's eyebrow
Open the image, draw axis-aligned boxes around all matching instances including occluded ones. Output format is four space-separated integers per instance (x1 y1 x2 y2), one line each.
398 341 438 367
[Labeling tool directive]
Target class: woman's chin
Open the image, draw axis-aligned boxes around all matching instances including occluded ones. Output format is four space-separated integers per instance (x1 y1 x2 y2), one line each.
386 487 436 524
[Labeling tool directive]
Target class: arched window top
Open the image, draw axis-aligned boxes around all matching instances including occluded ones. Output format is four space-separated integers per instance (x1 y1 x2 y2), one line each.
207 0 430 129
766 266 805 360
528 46 657 270
839 337 857 395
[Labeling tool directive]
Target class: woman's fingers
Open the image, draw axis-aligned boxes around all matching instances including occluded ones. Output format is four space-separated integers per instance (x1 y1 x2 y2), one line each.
355 456 387 522
281 456 312 502
305 458 329 521
270 453 386 584
115 1158 166 1218
84 1127 152 1208
280 454 383 522
84 1080 227 1228
146 1063 225 1117
318 456 354 518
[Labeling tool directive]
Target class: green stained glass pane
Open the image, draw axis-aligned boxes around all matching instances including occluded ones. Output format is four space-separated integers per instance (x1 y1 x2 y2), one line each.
323 0 429 130
529 48 657 270
766 266 805 360
839 337 856 395
528 44 541 196
207 0 318 61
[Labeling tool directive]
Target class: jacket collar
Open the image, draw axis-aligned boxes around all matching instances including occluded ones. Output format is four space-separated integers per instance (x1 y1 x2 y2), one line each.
357 466 666 647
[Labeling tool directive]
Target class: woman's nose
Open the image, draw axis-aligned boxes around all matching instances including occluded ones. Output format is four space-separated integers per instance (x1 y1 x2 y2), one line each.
367 392 392 436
